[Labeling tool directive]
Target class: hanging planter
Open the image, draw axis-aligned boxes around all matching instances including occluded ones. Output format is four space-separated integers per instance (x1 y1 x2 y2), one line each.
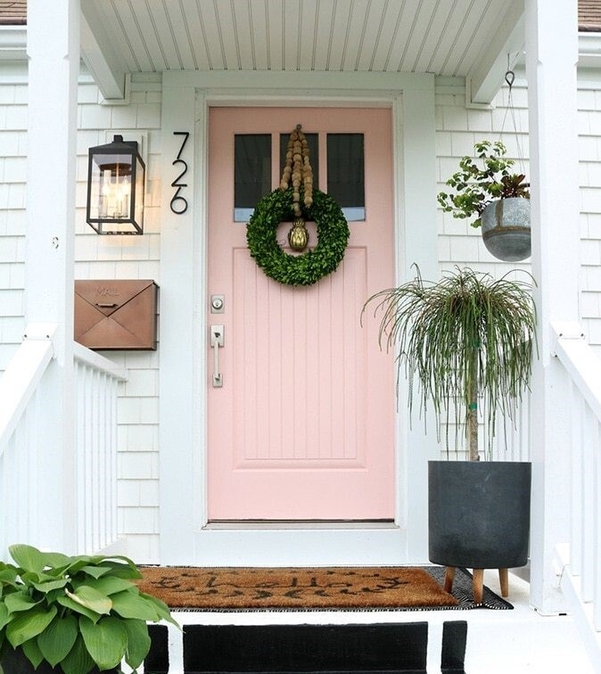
437 140 531 262
246 125 350 286
481 196 531 262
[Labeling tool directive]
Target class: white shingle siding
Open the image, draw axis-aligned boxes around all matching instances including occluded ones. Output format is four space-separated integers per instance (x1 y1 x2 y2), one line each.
577 74 601 354
0 67 26 370
67 73 162 563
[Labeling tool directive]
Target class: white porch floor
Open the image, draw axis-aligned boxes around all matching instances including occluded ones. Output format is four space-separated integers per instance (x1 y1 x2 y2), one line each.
154 571 595 674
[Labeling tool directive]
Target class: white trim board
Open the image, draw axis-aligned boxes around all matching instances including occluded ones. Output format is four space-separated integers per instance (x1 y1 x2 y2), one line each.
159 71 439 566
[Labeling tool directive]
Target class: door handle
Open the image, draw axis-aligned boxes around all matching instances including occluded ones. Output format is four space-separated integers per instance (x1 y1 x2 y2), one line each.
211 325 224 387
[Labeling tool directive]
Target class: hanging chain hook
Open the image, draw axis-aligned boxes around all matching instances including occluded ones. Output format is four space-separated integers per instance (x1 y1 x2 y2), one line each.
500 59 526 169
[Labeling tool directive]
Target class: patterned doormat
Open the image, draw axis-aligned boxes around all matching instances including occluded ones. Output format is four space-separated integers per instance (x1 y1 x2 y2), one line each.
137 565 512 611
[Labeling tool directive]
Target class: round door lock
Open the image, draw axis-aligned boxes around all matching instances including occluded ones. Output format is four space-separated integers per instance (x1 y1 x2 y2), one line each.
211 295 224 312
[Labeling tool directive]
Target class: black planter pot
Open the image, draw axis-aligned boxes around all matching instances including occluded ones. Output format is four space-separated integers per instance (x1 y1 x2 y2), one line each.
0 649 59 674
428 460 531 569
0 648 115 674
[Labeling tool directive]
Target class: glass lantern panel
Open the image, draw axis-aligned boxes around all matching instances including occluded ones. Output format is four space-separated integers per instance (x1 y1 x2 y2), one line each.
90 152 134 223
133 155 145 232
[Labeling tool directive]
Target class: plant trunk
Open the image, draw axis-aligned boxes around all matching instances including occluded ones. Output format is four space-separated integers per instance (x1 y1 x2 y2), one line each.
467 346 479 461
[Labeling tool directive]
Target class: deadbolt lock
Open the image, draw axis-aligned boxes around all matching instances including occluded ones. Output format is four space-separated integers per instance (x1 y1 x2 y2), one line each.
211 294 225 313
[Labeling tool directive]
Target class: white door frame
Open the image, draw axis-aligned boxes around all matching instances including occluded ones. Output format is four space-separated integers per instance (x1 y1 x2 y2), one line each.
159 71 439 565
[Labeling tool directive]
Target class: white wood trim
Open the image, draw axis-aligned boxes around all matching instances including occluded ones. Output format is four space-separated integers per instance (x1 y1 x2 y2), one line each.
162 70 435 95
80 9 127 101
159 71 438 565
395 83 440 561
526 0 580 615
0 330 55 452
0 26 27 60
158 81 205 564
73 343 128 381
25 0 79 554
465 2 525 107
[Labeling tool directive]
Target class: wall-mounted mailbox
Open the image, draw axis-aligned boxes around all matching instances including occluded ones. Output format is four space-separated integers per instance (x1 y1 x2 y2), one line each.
75 280 158 350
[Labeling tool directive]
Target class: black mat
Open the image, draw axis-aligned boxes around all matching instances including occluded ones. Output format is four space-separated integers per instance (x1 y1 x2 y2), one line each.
181 622 458 674
146 620 469 674
426 566 513 610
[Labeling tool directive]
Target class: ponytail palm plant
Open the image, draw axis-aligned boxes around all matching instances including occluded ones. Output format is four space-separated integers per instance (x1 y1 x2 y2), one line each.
363 266 536 460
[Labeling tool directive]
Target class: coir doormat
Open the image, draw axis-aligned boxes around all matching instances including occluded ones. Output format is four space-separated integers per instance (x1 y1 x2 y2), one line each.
137 565 512 612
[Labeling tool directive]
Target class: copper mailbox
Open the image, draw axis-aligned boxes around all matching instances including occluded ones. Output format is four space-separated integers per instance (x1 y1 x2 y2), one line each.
74 280 158 350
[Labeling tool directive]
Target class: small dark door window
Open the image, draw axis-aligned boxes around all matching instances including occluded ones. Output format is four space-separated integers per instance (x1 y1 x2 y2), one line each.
234 131 365 221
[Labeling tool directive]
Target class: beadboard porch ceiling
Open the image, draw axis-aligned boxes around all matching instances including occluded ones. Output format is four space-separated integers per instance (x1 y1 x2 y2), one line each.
81 0 525 104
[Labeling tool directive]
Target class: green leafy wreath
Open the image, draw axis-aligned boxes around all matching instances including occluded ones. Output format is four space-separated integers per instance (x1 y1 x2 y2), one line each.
246 187 350 286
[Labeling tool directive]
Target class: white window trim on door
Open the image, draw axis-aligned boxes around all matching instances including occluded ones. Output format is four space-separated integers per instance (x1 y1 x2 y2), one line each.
159 71 439 566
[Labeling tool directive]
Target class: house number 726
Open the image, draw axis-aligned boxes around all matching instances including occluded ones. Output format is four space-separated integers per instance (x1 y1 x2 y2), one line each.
170 131 190 215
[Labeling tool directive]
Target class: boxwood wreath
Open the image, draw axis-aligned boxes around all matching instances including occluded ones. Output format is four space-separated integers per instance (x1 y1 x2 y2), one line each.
246 187 350 286
246 124 350 286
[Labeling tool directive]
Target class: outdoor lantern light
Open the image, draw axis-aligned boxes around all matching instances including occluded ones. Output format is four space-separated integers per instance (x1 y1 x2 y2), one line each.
86 135 145 234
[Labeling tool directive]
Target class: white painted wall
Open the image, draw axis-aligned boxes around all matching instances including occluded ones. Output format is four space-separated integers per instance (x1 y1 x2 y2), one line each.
1 61 601 562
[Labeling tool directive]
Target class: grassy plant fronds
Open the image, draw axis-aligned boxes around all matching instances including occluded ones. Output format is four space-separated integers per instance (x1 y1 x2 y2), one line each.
362 266 537 459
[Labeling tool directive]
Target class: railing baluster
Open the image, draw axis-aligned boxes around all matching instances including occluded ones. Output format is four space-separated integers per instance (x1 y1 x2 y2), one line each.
595 418 601 631
571 387 584 577
582 407 596 602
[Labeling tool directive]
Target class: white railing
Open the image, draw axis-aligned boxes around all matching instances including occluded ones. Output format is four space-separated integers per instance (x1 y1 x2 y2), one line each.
0 326 56 555
0 326 126 556
552 322 601 666
74 342 127 553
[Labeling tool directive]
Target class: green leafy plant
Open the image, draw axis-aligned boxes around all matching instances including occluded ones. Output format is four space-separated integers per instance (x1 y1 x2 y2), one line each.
437 141 530 228
363 266 536 460
0 544 178 674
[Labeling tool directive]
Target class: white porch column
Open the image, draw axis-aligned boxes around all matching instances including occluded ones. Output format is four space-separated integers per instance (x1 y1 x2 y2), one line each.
25 0 79 552
525 0 580 613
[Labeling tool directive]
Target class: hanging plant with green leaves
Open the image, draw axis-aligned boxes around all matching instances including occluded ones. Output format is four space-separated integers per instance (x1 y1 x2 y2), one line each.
246 125 350 286
362 266 537 459
437 141 530 228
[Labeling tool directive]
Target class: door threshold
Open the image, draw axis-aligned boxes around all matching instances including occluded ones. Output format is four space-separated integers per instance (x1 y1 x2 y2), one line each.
204 520 397 531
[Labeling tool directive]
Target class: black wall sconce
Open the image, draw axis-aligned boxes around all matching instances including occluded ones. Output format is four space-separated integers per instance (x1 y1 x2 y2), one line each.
86 135 145 235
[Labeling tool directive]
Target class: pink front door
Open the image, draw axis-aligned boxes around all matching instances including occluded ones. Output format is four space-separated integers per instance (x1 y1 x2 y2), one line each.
207 107 395 521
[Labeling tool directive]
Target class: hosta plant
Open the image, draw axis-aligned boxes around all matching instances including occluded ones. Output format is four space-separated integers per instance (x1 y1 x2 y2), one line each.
0 544 178 674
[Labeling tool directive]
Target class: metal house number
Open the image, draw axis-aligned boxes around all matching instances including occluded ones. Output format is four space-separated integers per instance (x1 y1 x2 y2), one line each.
170 131 190 215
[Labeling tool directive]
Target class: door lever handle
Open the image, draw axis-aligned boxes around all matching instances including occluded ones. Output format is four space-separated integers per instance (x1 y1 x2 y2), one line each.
211 325 224 387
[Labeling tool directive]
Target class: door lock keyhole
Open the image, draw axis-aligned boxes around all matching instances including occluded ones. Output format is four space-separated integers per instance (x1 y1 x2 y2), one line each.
211 294 225 313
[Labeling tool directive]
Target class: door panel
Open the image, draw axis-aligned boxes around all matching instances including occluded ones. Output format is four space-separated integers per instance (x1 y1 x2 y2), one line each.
208 107 395 520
